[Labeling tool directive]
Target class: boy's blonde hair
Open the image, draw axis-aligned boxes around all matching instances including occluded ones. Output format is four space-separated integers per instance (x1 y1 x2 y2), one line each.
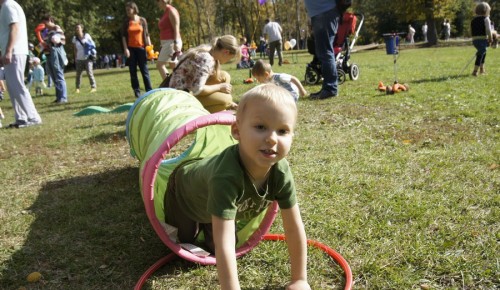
236 83 297 123
180 35 240 80
475 2 491 16
251 59 272 77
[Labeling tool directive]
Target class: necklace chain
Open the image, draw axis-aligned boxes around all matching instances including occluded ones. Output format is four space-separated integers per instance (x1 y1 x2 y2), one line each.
246 169 269 194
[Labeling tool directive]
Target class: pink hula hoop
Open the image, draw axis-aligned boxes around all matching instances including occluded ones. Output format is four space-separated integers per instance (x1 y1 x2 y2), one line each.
141 111 279 265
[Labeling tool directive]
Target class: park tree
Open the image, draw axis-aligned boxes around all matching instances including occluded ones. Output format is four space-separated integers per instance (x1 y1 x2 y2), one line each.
18 0 493 63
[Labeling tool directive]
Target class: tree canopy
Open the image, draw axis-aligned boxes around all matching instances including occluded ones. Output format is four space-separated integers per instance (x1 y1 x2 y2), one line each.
18 0 498 56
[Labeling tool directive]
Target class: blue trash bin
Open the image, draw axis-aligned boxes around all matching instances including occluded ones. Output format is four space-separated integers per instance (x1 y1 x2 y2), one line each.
383 34 399 55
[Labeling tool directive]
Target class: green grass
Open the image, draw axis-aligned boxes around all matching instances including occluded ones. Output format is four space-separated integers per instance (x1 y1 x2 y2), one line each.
0 45 498 289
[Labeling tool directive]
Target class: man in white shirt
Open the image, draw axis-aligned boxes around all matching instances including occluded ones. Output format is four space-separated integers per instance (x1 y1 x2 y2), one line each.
0 0 42 128
408 24 415 43
262 19 283 66
422 22 428 42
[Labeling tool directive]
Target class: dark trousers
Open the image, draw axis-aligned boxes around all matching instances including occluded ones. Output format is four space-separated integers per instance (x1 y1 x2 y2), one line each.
128 46 152 95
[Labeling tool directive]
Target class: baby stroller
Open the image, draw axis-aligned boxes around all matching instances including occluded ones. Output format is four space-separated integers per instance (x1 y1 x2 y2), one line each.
305 12 364 85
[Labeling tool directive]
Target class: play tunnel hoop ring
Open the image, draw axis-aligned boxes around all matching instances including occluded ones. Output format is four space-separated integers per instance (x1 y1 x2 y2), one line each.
141 111 280 265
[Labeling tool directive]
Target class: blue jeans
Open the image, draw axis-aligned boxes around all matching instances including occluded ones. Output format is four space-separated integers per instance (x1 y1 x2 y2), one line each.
311 8 340 95
47 45 68 102
472 39 488 66
128 47 152 95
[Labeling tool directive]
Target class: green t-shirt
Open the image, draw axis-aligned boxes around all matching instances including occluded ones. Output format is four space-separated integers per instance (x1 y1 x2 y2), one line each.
174 144 296 223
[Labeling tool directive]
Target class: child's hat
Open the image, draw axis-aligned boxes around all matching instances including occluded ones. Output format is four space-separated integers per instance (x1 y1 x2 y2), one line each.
32 57 41 64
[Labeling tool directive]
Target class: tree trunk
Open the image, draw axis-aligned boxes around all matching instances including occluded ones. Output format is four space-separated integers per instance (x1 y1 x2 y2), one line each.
204 1 213 39
295 0 300 49
193 0 205 44
425 9 438 45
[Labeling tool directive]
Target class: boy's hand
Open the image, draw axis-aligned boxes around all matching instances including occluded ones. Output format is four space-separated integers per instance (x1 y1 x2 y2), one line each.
286 280 311 290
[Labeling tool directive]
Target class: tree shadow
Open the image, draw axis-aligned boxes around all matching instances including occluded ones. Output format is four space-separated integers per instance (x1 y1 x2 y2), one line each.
0 166 306 289
0 167 169 289
82 129 127 144
411 74 469 84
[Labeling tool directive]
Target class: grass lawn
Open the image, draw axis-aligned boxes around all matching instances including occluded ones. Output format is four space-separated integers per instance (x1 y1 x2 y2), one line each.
0 45 498 289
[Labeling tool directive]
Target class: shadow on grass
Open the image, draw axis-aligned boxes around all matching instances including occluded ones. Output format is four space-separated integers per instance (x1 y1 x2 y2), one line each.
83 129 127 144
411 74 469 84
0 166 171 289
0 166 283 289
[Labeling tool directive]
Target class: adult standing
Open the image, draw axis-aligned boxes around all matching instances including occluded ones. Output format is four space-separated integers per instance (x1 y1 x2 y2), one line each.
262 19 283 66
304 0 340 100
408 24 415 44
72 24 97 94
156 0 182 80
40 14 68 104
121 1 153 98
0 0 42 127
422 22 428 42
162 35 239 113
443 19 451 41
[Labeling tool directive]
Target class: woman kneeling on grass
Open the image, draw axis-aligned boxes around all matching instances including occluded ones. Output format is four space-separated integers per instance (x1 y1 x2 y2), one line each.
164 84 310 290
161 35 239 113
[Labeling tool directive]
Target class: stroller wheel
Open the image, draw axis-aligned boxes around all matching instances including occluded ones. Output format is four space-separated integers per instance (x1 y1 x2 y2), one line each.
304 67 321 85
349 64 360 81
337 69 346 85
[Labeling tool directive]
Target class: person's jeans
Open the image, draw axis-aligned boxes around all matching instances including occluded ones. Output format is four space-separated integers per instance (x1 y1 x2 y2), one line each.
45 60 52 87
472 39 488 66
311 8 340 95
128 47 152 96
268 39 283 66
48 45 67 102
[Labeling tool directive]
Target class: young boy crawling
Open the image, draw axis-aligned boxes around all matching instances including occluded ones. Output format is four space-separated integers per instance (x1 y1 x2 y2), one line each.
251 59 307 102
164 83 310 290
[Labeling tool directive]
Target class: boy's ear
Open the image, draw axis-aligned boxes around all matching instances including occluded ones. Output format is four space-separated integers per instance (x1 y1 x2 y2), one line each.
231 121 241 140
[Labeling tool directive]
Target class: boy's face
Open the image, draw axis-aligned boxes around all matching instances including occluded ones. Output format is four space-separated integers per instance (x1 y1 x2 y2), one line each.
232 98 295 178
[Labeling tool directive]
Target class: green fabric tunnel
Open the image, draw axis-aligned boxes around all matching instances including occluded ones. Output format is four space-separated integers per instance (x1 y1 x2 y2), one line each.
125 88 279 265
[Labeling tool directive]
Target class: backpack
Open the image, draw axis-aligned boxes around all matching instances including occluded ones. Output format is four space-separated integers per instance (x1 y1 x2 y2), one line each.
85 41 97 61
336 0 352 14
76 34 97 61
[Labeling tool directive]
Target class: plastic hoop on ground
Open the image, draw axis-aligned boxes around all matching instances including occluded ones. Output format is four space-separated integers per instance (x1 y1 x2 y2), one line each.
134 235 352 290
141 112 279 265
263 234 353 290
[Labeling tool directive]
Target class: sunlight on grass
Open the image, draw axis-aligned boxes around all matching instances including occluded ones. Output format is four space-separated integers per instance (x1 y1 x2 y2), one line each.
0 45 498 289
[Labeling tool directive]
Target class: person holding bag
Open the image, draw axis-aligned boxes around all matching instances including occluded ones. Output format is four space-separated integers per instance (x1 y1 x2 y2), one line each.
72 24 97 93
